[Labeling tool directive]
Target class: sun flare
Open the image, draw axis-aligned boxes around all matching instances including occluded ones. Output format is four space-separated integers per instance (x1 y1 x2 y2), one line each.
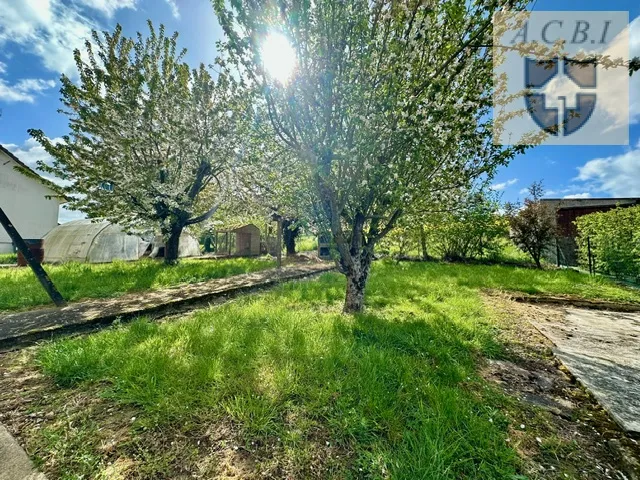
261 33 296 84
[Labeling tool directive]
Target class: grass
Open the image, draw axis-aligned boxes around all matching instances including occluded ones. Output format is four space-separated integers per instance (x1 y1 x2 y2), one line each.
430 261 640 303
12 261 640 478
35 261 518 479
0 257 275 311
297 235 318 252
0 253 17 265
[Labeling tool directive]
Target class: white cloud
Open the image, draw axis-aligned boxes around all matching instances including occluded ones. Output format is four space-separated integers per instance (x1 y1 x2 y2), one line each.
75 0 137 18
0 77 56 103
58 207 86 223
0 0 143 78
491 178 518 191
630 16 640 123
563 192 592 199
0 61 6 74
164 0 180 19
3 137 68 186
575 144 640 197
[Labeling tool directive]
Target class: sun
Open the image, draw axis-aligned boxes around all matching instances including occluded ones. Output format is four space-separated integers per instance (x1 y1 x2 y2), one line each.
260 33 296 84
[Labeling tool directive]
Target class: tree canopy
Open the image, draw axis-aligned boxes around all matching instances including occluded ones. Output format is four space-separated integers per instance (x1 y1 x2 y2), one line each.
30 22 249 263
213 0 528 311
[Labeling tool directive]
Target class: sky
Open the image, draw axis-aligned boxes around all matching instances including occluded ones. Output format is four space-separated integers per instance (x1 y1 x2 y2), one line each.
0 0 638 223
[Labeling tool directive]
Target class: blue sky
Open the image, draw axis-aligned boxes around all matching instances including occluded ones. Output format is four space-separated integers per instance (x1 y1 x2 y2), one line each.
0 0 638 223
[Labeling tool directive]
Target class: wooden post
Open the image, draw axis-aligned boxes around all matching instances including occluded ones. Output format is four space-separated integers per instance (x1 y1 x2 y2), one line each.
276 217 283 270
587 237 596 275
0 207 66 307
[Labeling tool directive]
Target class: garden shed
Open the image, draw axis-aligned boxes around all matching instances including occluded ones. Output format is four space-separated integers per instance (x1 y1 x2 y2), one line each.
43 219 200 263
211 224 261 256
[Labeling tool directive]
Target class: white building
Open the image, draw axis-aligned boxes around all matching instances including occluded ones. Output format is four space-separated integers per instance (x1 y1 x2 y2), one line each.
0 144 64 253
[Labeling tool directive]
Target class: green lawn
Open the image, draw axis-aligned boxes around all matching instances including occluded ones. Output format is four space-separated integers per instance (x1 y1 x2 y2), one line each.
5 261 639 478
0 257 275 311
36 262 516 479
434 261 640 303
0 253 17 265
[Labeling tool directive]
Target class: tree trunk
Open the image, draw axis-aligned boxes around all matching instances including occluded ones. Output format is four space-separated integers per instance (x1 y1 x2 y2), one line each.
164 225 183 265
419 225 428 261
282 219 299 256
343 252 373 313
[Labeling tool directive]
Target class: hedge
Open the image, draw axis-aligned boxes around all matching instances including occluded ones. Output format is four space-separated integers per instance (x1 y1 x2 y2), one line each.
575 205 640 280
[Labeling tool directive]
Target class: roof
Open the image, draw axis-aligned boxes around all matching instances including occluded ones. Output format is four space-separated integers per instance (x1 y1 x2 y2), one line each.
541 197 640 210
0 143 67 203
215 223 261 233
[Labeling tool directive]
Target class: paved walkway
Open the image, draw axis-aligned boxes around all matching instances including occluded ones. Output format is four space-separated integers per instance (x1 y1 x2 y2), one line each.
0 424 46 480
533 308 640 435
0 263 334 350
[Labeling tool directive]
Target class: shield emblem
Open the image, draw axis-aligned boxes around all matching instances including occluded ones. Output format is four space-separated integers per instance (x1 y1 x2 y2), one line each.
524 57 597 136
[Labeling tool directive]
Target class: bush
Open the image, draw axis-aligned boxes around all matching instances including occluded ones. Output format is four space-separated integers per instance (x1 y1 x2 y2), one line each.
428 208 508 261
505 182 556 269
575 205 640 280
381 192 508 261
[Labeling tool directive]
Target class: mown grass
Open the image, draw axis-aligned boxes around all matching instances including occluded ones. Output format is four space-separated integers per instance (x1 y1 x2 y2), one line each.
37 261 518 479
0 253 17 265
0 257 275 311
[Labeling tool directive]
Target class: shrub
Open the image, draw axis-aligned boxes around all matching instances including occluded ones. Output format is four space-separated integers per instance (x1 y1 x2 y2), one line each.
381 192 508 261
575 205 640 280
505 182 556 269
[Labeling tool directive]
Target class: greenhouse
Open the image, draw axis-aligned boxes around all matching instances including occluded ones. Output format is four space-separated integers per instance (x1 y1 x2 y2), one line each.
42 219 201 263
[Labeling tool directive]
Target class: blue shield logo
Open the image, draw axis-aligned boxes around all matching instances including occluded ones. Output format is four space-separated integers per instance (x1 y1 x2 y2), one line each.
525 58 597 136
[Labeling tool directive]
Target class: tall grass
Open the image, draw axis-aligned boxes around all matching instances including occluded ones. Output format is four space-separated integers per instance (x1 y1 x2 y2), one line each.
0 253 17 265
38 262 517 478
296 235 318 252
0 257 275 311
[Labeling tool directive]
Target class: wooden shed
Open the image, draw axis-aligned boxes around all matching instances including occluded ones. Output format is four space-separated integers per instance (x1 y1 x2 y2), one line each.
211 224 262 257
232 224 261 256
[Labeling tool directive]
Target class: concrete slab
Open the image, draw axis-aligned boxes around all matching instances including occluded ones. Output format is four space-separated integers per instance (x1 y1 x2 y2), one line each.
0 263 334 350
533 308 640 435
0 424 46 480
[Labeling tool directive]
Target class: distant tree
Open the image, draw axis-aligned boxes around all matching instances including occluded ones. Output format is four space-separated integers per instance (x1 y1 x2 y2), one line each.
505 182 556 268
30 23 248 264
214 0 528 312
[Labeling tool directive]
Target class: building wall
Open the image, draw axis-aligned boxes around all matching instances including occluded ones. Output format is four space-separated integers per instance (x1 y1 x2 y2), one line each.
234 224 261 256
0 151 61 253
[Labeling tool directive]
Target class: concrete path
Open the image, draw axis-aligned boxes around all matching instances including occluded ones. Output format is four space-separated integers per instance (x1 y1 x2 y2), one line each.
533 308 640 435
0 424 45 480
0 263 334 350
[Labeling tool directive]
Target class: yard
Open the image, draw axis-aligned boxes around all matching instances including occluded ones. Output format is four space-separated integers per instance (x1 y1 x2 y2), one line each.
0 261 638 479
0 257 275 311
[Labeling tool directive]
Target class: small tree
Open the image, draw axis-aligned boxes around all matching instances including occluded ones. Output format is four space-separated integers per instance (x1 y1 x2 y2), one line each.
506 182 556 268
30 23 248 264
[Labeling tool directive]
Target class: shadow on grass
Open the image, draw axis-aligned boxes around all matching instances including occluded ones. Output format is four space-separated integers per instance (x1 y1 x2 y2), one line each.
36 262 518 479
0 258 276 311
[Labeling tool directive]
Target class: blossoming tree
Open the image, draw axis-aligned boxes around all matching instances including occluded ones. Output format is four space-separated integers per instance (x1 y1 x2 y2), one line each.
30 23 248 264
213 0 528 311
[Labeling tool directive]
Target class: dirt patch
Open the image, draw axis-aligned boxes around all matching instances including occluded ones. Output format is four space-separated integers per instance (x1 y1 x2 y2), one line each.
482 292 640 479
